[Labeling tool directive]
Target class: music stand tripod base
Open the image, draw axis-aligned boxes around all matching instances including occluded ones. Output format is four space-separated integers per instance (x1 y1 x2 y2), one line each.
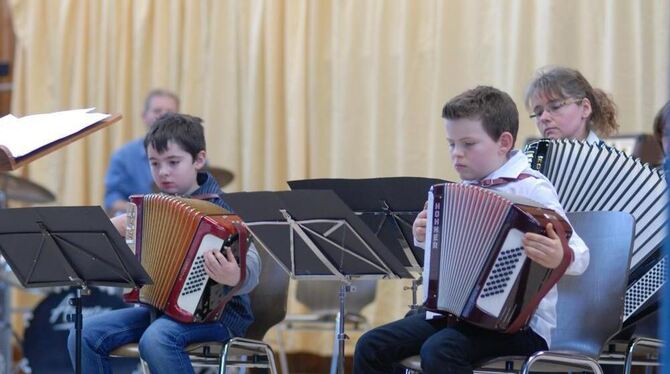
225 190 413 374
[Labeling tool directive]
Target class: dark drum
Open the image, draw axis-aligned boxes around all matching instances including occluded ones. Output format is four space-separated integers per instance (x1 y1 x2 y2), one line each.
23 287 138 374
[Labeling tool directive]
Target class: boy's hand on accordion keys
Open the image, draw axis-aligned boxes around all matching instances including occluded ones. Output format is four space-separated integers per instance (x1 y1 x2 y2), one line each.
522 223 564 269
204 247 241 286
413 208 428 243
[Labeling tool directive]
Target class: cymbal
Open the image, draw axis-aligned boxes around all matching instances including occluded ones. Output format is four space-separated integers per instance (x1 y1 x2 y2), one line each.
208 166 235 188
0 260 54 294
0 172 56 204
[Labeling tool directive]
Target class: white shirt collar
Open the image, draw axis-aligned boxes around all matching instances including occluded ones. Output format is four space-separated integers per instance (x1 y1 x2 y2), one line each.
585 130 600 144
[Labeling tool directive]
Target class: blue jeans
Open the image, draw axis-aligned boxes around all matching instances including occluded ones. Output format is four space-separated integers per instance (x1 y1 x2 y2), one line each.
354 312 548 374
67 306 232 374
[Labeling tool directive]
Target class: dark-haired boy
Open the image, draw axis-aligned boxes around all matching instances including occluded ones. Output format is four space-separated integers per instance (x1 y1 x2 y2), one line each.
68 113 261 373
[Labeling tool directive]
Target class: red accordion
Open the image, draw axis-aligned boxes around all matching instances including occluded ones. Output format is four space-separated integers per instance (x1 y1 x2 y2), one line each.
423 183 573 333
123 194 248 323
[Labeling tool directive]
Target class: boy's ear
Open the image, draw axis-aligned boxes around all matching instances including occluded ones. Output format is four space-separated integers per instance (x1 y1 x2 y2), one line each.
498 131 514 153
193 150 207 169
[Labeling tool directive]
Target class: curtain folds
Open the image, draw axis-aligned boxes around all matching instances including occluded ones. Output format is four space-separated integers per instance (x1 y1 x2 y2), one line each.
9 0 669 356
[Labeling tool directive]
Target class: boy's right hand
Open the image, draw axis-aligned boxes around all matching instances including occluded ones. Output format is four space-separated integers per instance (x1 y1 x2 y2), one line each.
522 223 565 269
204 247 241 286
413 204 428 243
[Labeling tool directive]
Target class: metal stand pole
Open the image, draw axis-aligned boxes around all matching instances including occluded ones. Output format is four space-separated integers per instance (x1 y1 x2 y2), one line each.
330 283 352 374
0 190 11 374
404 276 422 311
68 286 90 374
0 281 10 374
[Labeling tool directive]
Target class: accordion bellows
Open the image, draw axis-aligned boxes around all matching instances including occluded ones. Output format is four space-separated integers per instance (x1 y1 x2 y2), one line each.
124 194 248 323
525 139 668 324
423 183 573 333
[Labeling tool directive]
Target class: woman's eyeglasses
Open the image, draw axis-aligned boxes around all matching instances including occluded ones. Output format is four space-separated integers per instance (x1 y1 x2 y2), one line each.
530 98 583 119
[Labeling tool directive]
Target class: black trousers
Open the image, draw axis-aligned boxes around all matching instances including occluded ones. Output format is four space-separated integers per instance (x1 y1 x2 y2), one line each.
353 312 548 374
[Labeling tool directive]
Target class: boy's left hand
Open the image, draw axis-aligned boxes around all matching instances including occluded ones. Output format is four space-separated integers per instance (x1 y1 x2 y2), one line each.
204 247 241 286
522 223 564 269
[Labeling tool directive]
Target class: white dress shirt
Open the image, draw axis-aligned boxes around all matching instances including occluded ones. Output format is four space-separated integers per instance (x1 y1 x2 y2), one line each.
421 150 590 347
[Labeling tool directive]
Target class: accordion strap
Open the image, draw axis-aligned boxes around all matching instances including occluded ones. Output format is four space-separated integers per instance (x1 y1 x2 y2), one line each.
476 173 534 188
205 220 250 321
504 218 575 333
190 193 221 200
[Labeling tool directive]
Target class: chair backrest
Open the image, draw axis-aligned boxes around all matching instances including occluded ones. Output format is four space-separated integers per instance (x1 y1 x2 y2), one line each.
550 211 635 358
295 279 377 315
245 246 291 341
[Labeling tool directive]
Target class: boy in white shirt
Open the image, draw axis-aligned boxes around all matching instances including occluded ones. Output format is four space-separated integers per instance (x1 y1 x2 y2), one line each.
353 86 589 374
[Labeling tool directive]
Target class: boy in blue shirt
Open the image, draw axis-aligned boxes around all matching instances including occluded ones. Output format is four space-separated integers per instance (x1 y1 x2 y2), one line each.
68 113 261 374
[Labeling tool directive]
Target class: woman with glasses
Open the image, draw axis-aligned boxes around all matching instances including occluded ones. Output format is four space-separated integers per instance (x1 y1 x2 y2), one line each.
524 66 619 143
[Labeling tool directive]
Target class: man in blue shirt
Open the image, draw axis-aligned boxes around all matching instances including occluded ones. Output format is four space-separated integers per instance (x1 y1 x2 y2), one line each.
104 89 179 216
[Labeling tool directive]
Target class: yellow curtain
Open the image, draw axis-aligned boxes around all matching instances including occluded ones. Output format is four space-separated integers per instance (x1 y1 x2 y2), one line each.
8 0 670 356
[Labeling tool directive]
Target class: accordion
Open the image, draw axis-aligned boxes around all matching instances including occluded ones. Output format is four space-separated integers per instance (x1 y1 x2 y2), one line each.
423 183 573 333
123 194 248 323
525 139 668 324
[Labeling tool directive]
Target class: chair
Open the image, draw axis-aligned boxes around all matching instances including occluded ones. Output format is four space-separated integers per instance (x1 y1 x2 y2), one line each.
283 279 376 329
400 211 635 374
276 279 377 373
599 310 663 374
110 246 290 374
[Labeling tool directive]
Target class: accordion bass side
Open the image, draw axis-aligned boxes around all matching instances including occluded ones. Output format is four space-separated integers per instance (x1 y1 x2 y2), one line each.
423 183 573 333
525 139 668 324
123 194 248 323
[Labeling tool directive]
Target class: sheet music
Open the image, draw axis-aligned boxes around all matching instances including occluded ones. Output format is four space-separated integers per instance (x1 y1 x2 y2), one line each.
0 108 110 158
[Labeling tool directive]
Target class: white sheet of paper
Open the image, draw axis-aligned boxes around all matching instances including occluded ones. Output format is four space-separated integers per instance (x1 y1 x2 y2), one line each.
0 108 110 158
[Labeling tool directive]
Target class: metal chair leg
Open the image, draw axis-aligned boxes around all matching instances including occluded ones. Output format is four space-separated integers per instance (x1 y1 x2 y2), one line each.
275 324 290 374
219 338 279 374
140 358 150 374
521 351 603 374
624 337 663 374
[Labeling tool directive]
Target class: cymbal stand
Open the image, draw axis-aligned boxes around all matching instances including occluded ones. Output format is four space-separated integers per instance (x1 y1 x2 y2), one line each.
0 190 11 373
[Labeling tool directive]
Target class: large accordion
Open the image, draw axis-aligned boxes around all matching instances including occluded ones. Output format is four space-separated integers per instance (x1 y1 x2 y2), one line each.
422 183 573 333
123 194 248 323
525 139 668 324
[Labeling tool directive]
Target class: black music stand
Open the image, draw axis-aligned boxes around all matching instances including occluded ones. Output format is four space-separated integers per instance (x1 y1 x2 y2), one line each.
288 177 447 270
0 206 151 374
225 190 411 374
288 177 447 309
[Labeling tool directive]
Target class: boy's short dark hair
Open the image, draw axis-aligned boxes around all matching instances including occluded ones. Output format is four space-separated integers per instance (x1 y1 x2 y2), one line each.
144 113 206 160
442 86 519 145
